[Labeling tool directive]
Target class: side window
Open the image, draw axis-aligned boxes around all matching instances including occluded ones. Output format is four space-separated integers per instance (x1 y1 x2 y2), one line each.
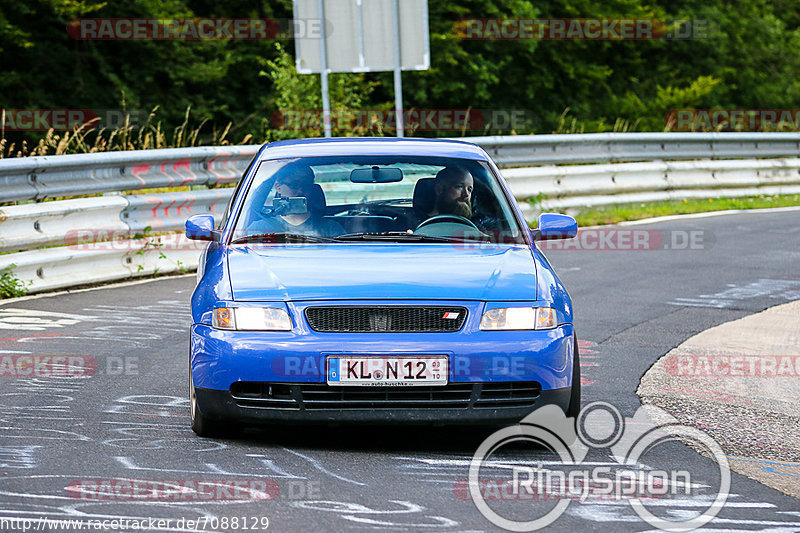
218 161 252 229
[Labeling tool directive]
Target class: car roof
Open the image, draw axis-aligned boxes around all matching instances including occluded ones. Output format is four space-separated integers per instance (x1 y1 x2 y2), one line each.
258 137 492 161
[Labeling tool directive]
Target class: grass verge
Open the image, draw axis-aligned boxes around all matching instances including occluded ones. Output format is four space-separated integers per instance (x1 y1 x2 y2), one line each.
545 194 800 227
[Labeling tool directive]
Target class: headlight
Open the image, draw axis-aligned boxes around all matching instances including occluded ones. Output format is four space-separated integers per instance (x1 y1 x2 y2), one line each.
213 307 293 331
480 307 557 330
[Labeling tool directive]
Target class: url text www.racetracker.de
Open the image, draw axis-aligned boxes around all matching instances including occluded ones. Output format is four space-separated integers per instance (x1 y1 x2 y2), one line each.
0 515 270 531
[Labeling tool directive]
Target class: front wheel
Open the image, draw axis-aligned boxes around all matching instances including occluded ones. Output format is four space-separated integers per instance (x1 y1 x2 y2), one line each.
565 334 581 418
190 368 232 438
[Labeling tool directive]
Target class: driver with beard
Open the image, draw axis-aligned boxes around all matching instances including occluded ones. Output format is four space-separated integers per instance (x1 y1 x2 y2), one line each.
429 166 475 219
419 165 505 237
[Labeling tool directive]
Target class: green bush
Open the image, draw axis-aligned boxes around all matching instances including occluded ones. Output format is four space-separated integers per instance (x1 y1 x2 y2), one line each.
0 264 29 299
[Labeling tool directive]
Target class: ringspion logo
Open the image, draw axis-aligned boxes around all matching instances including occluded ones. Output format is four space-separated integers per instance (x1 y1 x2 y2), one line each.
468 402 729 531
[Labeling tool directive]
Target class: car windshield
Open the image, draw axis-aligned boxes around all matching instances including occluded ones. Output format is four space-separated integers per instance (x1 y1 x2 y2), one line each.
231 155 526 244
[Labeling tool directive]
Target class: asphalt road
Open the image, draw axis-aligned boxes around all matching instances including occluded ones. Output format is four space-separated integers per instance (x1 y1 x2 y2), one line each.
0 209 798 532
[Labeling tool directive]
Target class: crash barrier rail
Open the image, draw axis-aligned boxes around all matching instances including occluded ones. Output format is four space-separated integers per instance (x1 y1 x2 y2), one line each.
2 132 800 294
3 132 800 203
510 157 800 216
470 131 800 167
0 145 259 203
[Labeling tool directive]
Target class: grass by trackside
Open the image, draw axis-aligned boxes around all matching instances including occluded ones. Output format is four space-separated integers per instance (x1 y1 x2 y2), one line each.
0 106 254 158
541 194 800 227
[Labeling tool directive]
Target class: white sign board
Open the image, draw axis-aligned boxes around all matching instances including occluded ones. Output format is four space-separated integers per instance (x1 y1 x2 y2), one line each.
294 0 430 73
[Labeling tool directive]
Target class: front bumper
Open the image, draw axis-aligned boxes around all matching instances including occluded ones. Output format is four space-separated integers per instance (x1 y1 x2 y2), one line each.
194 384 571 425
190 320 575 424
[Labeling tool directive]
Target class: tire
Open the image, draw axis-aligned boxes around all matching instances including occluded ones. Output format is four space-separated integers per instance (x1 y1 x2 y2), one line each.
190 368 231 438
565 334 581 418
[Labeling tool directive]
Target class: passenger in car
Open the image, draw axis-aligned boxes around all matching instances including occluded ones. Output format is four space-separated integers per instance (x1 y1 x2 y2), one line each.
249 164 345 238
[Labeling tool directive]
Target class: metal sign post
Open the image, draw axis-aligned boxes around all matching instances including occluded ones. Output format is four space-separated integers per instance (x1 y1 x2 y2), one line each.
293 0 429 138
317 0 332 137
391 0 403 137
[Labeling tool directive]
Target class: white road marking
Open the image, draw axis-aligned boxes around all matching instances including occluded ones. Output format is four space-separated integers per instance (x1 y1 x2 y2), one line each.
0 427 90 441
281 448 366 486
245 454 306 479
112 457 292 480
291 500 459 529
341 514 459 527
0 446 42 469
669 279 800 308
0 308 97 331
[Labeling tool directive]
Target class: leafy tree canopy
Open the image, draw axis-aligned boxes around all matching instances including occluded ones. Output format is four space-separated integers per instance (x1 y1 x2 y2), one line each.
2 0 800 151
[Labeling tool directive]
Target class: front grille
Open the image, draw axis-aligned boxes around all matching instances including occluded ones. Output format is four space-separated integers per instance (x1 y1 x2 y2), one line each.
305 306 468 333
230 381 541 410
475 381 543 408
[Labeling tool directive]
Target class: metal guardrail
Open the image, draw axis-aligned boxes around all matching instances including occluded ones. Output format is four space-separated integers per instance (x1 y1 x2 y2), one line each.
122 189 233 233
0 145 258 203
515 160 800 219
0 197 129 253
0 190 234 254
507 157 800 212
2 132 800 294
1 237 203 295
469 132 800 167
2 133 800 203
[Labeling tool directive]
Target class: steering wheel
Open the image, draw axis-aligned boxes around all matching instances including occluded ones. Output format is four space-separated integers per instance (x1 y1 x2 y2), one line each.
415 214 481 232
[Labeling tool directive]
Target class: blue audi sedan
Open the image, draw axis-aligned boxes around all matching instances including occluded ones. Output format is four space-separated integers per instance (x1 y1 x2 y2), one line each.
186 138 579 437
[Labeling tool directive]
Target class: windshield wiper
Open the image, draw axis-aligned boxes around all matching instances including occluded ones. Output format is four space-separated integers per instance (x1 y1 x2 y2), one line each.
230 232 336 244
334 232 462 243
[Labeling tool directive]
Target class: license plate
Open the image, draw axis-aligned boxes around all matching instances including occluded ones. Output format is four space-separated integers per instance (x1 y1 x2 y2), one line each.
327 356 448 386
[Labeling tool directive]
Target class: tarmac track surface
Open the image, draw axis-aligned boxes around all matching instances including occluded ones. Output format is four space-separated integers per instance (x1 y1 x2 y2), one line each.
0 210 798 532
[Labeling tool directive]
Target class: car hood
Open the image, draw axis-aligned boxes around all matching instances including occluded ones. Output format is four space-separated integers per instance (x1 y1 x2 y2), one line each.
228 243 537 301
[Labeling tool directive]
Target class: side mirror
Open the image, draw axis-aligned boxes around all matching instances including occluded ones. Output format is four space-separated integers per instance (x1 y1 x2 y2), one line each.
185 214 218 242
532 213 577 240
